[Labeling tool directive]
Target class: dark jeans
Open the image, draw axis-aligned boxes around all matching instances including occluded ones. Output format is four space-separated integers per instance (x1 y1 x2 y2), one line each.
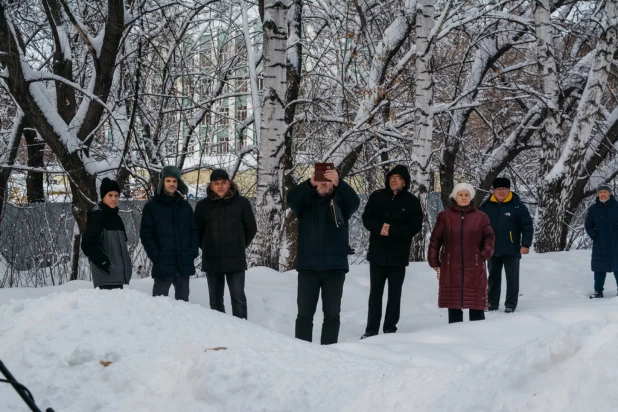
98 285 123 290
594 271 618 292
295 270 346 345
365 263 405 335
153 275 190 301
488 255 520 309
206 271 247 319
448 309 485 323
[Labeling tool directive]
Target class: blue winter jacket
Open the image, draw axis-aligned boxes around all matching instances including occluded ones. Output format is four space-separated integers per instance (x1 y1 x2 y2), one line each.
288 179 360 272
585 195 618 272
140 192 199 278
479 191 533 257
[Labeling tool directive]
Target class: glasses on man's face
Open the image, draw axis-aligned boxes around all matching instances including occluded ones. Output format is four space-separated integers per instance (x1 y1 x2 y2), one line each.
494 187 509 191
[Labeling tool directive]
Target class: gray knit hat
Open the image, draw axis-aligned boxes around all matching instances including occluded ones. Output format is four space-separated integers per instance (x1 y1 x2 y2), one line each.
597 184 611 193
156 166 188 195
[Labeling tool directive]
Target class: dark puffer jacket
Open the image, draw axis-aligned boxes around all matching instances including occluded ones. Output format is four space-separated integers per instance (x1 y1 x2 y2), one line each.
140 192 199 278
81 203 132 288
428 202 495 310
194 182 257 273
362 165 423 267
585 195 618 272
288 179 360 272
479 192 533 256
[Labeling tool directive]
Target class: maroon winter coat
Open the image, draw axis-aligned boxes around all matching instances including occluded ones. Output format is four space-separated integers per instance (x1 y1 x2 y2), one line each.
428 202 495 310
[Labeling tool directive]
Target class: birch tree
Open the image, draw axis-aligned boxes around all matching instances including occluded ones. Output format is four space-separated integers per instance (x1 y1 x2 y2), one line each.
248 0 290 268
535 0 618 252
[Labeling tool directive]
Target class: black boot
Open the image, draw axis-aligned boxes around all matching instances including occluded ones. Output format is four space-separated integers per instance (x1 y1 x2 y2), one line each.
590 291 603 299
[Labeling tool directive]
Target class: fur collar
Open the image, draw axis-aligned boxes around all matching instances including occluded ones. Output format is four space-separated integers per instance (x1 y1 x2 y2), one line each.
207 181 238 201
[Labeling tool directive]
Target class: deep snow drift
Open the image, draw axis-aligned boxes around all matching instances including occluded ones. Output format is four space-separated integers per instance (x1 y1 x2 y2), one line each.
1 250 617 411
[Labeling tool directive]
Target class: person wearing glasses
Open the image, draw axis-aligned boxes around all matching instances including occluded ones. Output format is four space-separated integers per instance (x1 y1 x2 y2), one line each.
479 177 533 313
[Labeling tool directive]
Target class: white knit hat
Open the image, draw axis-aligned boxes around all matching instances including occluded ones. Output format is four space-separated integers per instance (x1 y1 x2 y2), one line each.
450 182 475 199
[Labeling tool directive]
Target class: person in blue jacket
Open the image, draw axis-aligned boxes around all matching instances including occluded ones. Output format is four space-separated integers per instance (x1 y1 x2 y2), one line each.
585 184 618 299
479 177 533 313
288 167 360 345
140 166 199 301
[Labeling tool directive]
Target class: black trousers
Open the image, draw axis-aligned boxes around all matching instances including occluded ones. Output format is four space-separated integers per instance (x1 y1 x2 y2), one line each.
206 271 247 319
365 263 406 335
152 275 190 302
98 285 123 290
448 309 485 323
487 255 520 309
295 270 346 345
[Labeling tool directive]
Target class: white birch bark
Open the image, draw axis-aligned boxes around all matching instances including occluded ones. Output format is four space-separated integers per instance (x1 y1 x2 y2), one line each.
409 0 437 261
532 0 564 252
242 0 262 144
535 0 618 252
248 0 290 269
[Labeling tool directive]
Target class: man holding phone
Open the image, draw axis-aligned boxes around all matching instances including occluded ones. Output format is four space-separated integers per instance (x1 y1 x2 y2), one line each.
287 164 360 345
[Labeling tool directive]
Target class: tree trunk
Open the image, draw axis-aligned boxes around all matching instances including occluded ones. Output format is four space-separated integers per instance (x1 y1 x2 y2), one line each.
248 0 290 269
0 113 24 225
409 0 436 261
535 0 617 252
23 128 45 203
282 0 303 271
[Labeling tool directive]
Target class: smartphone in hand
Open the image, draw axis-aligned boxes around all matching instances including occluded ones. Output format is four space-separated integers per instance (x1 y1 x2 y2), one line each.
314 163 335 182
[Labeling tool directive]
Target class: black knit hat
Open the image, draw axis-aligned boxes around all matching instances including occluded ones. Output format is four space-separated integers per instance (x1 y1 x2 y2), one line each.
597 184 611 193
492 177 511 189
100 178 121 199
210 169 230 182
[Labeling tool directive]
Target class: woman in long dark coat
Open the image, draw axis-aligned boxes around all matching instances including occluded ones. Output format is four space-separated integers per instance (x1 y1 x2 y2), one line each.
585 184 618 298
428 183 495 323
81 178 132 289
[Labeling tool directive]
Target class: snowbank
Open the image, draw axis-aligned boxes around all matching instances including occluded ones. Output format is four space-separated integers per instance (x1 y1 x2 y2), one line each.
1 250 617 411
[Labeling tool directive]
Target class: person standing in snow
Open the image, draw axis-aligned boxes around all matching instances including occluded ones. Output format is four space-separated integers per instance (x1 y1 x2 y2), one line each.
140 166 199 301
194 169 257 319
81 178 132 290
479 177 533 313
585 184 618 299
428 183 495 323
360 165 423 339
288 167 360 345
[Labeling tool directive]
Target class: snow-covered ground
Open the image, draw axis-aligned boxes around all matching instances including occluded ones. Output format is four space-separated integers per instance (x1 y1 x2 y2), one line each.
1 250 617 411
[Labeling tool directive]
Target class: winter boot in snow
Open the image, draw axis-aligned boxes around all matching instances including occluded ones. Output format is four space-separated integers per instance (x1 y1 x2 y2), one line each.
361 333 377 340
504 307 515 313
487 305 499 312
590 291 603 299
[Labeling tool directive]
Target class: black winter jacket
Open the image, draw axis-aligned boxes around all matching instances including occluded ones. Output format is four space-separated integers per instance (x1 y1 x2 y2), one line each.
81 202 132 287
288 179 360 272
194 182 257 273
585 195 618 272
363 170 423 267
479 191 533 257
140 192 199 278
